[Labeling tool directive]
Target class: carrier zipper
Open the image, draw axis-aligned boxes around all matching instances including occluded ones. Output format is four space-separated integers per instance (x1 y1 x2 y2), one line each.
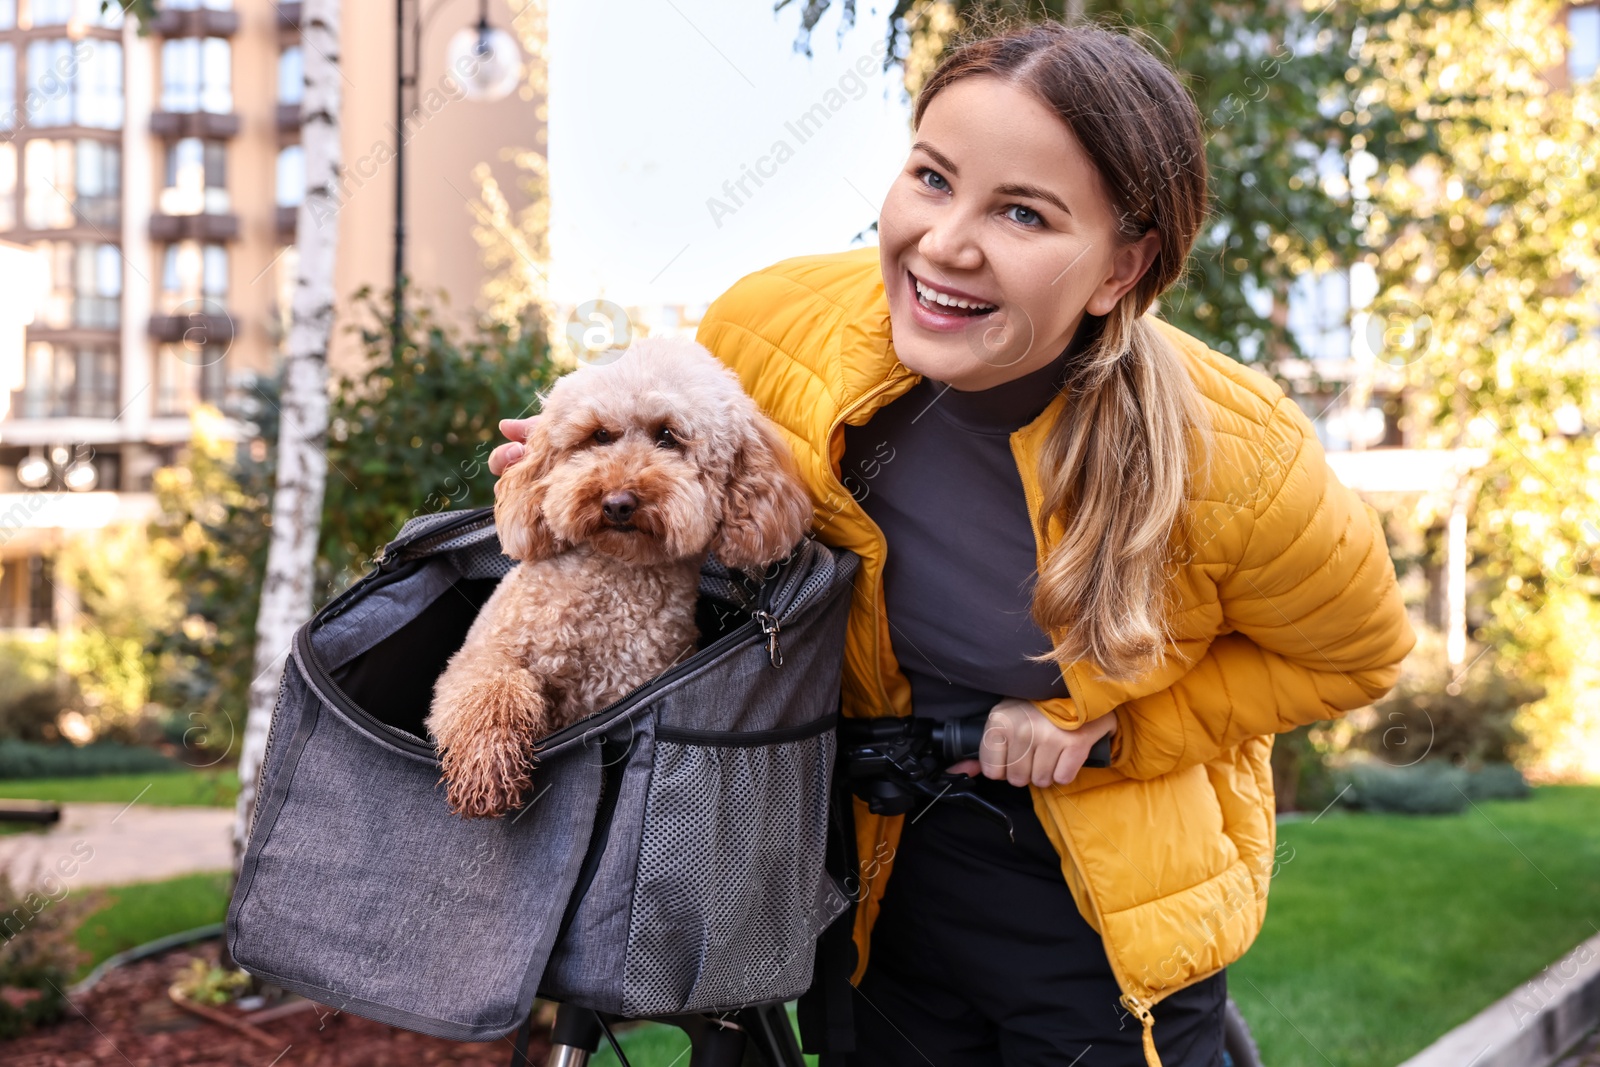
753 610 782 667
296 607 765 765
245 669 294 842
297 541 850 763
317 510 498 628
388 507 497 562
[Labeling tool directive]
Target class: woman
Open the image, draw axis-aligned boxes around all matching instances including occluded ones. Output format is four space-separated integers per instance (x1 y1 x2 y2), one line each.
492 21 1415 1067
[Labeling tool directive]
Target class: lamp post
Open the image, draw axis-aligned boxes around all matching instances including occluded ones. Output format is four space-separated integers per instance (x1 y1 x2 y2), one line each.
393 0 523 339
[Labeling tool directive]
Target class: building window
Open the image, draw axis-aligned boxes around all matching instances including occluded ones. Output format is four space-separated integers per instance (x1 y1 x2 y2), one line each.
28 0 123 27
276 144 304 207
161 240 227 313
161 0 232 9
0 553 55 630
33 239 120 329
155 344 225 415
161 37 231 114
160 137 228 215
25 38 123 129
0 0 14 31
1572 5 1600 81
278 45 303 105
15 341 118 418
23 138 70 228
1286 268 1352 365
0 43 14 131
0 143 15 230
23 138 119 229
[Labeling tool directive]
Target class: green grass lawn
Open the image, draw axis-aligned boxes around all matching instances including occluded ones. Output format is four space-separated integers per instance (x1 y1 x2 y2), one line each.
71 870 233 979
1231 784 1600 1067
596 786 1600 1067
33 780 1596 1066
589 1006 816 1067
0 768 239 808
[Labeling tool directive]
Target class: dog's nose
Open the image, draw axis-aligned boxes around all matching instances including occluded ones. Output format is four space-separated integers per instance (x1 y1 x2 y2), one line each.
602 491 638 524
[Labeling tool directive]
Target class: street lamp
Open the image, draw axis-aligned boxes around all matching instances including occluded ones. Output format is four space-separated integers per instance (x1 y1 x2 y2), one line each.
394 0 523 336
16 446 97 492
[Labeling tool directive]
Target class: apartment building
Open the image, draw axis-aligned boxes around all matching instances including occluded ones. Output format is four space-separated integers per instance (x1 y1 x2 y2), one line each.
0 0 544 630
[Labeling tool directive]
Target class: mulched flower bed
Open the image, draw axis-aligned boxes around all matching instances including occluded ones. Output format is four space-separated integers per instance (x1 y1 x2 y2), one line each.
5 939 551 1066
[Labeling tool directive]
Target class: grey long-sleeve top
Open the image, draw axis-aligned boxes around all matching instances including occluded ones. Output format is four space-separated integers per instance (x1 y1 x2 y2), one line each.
839 343 1076 722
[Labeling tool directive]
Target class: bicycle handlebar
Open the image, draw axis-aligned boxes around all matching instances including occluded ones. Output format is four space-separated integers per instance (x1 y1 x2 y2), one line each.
928 711 1114 769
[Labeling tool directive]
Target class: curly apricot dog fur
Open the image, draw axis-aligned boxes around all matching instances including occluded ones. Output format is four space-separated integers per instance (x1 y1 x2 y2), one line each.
425 338 814 819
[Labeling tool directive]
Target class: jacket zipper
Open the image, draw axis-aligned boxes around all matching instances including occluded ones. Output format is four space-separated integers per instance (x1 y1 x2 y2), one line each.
825 365 918 986
824 366 916 720
1009 427 1170 1067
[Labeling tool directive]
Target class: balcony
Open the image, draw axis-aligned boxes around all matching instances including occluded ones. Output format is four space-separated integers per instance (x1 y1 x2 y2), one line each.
277 2 302 30
149 8 240 36
150 112 241 139
149 213 240 242
29 296 121 334
148 312 235 347
276 205 298 240
277 102 303 133
8 386 120 421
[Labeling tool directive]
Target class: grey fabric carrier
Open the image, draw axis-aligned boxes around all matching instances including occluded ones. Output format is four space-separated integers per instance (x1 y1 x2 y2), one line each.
225 506 857 1041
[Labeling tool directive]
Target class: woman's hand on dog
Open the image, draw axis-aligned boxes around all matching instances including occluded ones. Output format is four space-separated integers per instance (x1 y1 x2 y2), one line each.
946 697 1118 787
489 417 541 476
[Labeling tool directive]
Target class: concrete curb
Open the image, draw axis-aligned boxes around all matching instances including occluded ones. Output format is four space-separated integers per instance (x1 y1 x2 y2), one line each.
1398 930 1600 1067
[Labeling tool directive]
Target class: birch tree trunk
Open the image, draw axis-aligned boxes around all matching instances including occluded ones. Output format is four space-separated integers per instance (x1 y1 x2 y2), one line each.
229 0 344 892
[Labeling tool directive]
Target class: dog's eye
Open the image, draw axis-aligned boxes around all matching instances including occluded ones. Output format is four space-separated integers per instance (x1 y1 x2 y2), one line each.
655 426 681 450
591 428 613 445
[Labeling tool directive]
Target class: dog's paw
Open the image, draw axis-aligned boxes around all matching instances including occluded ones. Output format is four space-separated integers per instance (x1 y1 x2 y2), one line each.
437 727 536 819
428 673 548 820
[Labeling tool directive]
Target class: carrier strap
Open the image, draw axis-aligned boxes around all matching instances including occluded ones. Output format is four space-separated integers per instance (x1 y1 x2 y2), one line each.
797 772 859 1054
507 1012 534 1066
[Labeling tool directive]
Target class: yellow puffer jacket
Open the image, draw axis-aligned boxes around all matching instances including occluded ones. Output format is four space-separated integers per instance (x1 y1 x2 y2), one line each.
696 246 1417 1065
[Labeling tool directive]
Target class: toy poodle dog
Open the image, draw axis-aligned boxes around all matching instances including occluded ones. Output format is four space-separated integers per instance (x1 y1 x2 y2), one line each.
425 337 814 819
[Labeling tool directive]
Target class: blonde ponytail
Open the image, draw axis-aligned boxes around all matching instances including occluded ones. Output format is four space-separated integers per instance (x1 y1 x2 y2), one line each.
1030 310 1208 680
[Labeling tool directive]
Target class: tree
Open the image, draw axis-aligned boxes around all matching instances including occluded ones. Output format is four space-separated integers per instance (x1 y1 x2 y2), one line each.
231 0 345 884
320 288 561 586
151 293 557 774
1356 0 1600 778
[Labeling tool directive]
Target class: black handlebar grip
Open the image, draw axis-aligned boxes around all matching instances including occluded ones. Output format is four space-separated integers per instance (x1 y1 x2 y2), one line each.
936 715 1115 769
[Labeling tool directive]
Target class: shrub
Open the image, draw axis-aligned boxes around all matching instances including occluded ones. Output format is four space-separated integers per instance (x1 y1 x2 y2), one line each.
0 639 65 744
0 740 179 780
1357 642 1540 769
1338 760 1471 815
1464 761 1532 800
1271 723 1341 813
0 862 103 1038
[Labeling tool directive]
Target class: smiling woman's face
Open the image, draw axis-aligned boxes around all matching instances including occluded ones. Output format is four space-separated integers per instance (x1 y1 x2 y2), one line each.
878 76 1159 391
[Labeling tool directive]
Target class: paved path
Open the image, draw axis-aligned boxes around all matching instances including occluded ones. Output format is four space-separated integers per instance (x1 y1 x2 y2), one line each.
0 802 233 891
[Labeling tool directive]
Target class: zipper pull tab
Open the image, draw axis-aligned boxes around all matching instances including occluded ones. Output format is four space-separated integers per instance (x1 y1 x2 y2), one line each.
754 610 783 667
1119 993 1161 1067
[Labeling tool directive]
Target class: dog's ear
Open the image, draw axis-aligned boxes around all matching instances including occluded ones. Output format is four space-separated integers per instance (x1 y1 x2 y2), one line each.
494 418 561 562
711 415 814 571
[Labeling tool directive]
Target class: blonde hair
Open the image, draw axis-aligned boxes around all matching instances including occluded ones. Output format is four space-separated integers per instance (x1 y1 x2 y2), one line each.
917 22 1211 681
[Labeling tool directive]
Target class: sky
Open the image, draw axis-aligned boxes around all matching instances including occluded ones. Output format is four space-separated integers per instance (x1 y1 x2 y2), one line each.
546 0 913 309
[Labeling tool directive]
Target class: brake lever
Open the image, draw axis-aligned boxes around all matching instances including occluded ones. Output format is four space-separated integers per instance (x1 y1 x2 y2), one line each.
909 772 1017 843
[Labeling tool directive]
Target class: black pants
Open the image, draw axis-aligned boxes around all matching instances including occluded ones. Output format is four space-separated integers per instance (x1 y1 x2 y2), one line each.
826 777 1227 1067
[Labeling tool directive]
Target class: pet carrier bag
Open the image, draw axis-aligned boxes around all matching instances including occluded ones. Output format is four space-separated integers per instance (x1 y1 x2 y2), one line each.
225 506 858 1041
